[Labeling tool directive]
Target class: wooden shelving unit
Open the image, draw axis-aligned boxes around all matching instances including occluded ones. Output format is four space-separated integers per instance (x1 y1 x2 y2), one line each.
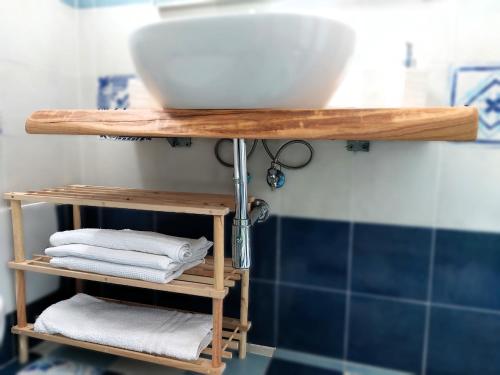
5 185 252 375
25 107 478 141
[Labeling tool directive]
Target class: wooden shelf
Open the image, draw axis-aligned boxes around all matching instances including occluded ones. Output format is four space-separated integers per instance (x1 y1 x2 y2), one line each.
6 185 250 373
25 107 478 141
4 185 241 216
11 296 251 375
8 255 242 298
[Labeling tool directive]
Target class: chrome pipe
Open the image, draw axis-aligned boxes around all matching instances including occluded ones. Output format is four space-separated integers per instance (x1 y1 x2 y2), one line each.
232 138 251 269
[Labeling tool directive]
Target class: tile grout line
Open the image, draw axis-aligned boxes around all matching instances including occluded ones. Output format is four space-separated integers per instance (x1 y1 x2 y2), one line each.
432 302 500 316
342 221 354 365
421 141 443 375
420 227 437 375
273 216 282 347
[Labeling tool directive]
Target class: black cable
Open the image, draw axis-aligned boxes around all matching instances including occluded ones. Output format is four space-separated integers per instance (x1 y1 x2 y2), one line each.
214 139 314 170
262 140 314 169
214 139 258 167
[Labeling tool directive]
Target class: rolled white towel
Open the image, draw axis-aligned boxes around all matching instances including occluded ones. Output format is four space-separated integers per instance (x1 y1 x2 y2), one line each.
45 244 210 271
34 294 213 361
50 257 202 284
50 229 212 263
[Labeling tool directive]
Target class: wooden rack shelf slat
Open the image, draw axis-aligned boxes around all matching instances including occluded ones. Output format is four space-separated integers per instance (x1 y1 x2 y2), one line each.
12 325 223 375
4 185 240 216
25 107 478 141
8 257 232 297
6 185 251 374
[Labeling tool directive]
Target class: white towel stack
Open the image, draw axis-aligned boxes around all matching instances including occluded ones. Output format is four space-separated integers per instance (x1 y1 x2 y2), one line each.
34 294 213 361
45 229 213 283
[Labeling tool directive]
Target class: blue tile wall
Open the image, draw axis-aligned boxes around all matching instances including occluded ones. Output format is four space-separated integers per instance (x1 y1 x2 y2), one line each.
280 217 349 290
278 285 345 357
427 306 500 375
347 295 426 373
352 223 432 300
432 229 500 310
48 207 500 374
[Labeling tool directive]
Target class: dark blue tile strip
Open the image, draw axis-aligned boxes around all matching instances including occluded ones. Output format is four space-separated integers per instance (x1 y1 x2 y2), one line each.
427 306 500 375
280 217 349 290
347 294 426 373
352 223 432 300
433 229 500 310
62 207 500 373
278 284 345 357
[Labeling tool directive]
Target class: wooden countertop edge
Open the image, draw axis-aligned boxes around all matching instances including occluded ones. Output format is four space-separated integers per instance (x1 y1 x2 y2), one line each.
25 107 478 141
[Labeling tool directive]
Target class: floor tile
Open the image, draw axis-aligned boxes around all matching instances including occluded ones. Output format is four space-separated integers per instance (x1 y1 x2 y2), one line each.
266 358 342 375
432 229 500 309
278 285 345 357
347 295 425 373
427 306 500 375
352 223 432 300
280 217 349 289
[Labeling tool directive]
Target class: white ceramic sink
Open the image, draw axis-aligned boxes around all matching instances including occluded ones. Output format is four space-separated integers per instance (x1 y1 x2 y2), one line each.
130 12 355 109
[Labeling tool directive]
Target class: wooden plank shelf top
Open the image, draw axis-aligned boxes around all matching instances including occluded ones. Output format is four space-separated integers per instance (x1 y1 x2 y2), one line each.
25 107 478 141
4 185 242 216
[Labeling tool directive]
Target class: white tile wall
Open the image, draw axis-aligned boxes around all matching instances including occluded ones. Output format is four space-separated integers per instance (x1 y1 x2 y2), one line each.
0 1 82 309
0 203 60 314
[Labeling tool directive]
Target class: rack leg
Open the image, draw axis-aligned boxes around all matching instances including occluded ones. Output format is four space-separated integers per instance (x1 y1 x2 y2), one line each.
212 215 225 369
72 205 84 293
11 201 29 364
239 270 249 359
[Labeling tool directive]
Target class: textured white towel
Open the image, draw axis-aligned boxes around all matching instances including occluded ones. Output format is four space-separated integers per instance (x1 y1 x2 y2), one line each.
45 244 209 271
50 257 202 284
50 229 212 263
34 294 213 361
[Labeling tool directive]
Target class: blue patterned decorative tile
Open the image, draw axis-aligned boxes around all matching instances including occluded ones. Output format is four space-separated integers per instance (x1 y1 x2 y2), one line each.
98 75 134 110
450 66 500 142
251 216 278 281
347 295 425 373
266 358 342 375
352 223 432 300
101 208 154 231
427 306 500 375
433 229 500 309
280 218 349 289
278 285 345 357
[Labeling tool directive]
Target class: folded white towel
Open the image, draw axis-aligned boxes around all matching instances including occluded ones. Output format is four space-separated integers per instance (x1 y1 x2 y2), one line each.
34 294 213 361
50 229 212 263
45 244 209 271
50 257 202 284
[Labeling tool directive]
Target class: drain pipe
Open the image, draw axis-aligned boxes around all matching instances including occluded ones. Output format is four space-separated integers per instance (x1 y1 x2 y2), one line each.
232 139 251 269
232 138 271 269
